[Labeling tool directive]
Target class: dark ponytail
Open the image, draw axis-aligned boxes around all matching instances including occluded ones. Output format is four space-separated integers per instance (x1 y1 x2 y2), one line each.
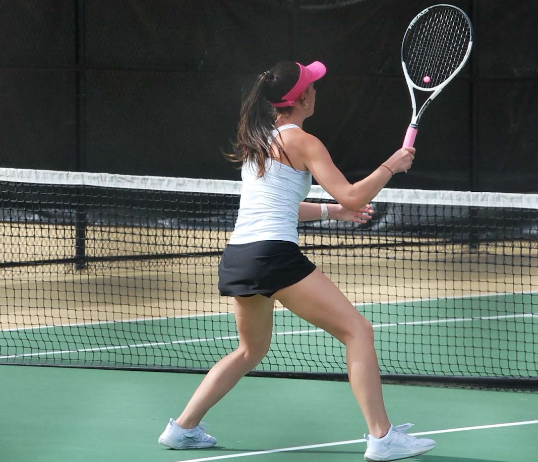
225 61 299 177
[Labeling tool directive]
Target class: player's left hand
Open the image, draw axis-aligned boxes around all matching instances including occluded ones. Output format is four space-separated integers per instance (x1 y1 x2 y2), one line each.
334 203 374 223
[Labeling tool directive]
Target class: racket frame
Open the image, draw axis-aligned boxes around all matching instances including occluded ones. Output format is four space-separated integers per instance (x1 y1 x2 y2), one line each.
401 4 473 147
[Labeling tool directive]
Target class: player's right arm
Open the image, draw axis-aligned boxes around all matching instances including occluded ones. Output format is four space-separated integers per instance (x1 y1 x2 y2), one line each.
300 134 415 211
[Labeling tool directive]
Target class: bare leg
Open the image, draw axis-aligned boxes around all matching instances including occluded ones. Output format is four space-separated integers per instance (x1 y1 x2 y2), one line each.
177 295 274 428
274 269 391 438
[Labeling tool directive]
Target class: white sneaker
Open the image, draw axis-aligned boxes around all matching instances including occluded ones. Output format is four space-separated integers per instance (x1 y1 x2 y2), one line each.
158 418 217 449
364 423 436 461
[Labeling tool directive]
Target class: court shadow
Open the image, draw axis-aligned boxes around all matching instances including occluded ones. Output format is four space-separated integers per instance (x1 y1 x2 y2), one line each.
416 456 496 461
215 447 503 462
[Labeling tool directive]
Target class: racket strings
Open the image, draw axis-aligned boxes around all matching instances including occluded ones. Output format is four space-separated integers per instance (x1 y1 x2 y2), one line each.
403 7 471 88
419 13 463 84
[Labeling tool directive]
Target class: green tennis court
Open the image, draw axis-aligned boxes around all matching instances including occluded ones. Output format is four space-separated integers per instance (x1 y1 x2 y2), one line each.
2 292 536 378
1 364 537 462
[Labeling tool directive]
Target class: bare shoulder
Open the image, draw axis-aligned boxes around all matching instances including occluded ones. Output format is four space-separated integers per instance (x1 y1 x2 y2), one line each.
279 129 325 154
274 128 328 169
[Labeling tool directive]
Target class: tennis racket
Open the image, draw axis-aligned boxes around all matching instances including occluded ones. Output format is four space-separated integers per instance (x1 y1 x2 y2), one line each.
401 4 473 148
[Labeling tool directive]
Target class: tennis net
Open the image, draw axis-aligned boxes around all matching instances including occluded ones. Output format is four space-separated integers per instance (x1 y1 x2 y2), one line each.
1 167 537 387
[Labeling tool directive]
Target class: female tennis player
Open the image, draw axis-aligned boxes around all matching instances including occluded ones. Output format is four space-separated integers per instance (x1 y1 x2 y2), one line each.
159 61 436 461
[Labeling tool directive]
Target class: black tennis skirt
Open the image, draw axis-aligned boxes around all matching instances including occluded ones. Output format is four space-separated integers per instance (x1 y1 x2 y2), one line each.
218 240 316 298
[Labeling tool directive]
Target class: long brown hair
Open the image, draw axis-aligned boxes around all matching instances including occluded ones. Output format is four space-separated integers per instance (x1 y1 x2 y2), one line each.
225 61 300 177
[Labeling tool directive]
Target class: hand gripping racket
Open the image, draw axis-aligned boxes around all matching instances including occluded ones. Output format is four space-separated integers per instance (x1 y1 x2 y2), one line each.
401 4 473 148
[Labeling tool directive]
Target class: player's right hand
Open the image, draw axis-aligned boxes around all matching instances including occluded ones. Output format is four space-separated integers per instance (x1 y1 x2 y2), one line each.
385 147 416 174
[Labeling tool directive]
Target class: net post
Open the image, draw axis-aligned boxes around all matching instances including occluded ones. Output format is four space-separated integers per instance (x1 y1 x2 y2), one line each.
74 0 87 271
74 201 87 270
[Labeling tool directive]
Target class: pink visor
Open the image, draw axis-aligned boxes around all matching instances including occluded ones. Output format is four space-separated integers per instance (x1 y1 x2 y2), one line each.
270 61 326 108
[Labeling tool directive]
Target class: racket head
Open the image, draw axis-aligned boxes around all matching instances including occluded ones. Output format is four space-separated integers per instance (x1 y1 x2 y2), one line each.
401 4 473 91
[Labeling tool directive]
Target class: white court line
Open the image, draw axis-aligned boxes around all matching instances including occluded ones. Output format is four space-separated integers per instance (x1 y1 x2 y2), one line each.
0 311 233 333
0 334 240 359
3 290 537 333
1 312 536 360
174 420 538 462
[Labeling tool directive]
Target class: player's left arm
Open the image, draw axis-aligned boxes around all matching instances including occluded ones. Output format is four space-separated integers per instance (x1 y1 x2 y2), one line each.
298 201 374 223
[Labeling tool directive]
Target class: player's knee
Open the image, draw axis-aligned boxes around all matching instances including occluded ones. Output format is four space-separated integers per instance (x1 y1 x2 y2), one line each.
360 317 375 341
342 314 374 345
237 342 270 365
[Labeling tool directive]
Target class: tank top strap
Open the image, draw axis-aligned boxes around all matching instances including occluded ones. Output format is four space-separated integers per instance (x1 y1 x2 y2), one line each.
271 124 300 137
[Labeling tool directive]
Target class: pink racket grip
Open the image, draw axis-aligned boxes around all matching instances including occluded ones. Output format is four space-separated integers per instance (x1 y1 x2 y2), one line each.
402 125 418 148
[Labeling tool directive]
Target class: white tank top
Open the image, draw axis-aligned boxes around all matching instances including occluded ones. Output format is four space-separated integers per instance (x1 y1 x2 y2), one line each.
229 124 312 245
